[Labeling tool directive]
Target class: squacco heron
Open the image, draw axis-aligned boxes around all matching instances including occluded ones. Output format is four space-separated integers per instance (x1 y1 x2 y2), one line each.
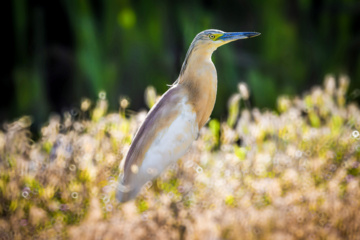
117 29 260 202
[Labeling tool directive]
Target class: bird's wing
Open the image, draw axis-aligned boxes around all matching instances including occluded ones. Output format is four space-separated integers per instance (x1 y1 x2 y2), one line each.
117 86 198 202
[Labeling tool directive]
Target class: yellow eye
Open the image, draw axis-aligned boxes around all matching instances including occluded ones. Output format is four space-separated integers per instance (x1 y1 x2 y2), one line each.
209 34 215 40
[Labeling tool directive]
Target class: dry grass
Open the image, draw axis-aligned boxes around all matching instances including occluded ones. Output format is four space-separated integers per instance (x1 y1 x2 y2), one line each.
0 75 360 240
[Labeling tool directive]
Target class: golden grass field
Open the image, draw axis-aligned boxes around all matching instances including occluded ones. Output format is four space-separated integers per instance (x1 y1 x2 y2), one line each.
0 75 360 239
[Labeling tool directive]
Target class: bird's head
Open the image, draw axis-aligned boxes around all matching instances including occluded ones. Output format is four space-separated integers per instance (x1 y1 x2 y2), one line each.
191 29 261 50
178 29 260 77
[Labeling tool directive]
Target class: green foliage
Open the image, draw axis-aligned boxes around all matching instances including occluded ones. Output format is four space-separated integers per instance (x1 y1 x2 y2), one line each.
8 0 360 129
234 145 246 161
224 195 236 207
135 198 148 213
209 119 220 139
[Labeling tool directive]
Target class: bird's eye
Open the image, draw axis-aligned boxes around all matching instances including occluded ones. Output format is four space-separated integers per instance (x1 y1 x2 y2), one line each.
209 34 215 40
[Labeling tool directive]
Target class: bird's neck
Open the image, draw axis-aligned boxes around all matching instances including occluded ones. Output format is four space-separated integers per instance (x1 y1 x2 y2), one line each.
179 47 217 84
178 47 218 129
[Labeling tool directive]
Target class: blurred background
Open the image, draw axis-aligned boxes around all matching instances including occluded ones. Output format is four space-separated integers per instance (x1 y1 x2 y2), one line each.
2 0 360 132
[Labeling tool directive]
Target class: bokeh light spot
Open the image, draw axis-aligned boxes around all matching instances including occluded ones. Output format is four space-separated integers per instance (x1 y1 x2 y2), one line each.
117 8 136 29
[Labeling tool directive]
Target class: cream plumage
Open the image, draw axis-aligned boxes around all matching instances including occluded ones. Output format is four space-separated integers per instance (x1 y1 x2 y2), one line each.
116 29 260 202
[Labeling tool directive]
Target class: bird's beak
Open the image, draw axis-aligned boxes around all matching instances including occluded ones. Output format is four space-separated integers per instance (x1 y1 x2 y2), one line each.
219 32 261 42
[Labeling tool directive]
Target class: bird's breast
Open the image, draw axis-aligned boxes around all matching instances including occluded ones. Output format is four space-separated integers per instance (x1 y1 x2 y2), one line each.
184 61 218 129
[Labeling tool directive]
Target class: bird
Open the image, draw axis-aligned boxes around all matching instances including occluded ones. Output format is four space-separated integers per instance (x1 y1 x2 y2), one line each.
116 29 260 202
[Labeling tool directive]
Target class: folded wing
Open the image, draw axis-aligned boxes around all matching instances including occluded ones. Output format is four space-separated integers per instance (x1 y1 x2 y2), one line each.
116 86 198 202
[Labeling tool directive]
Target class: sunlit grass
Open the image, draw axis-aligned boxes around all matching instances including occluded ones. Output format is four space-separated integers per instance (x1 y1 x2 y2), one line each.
0 75 360 239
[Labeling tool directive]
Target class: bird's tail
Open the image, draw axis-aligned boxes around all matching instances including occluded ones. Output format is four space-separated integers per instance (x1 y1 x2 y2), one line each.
116 177 141 203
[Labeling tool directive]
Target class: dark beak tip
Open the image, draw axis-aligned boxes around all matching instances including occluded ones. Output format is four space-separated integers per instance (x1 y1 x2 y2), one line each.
248 32 261 38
